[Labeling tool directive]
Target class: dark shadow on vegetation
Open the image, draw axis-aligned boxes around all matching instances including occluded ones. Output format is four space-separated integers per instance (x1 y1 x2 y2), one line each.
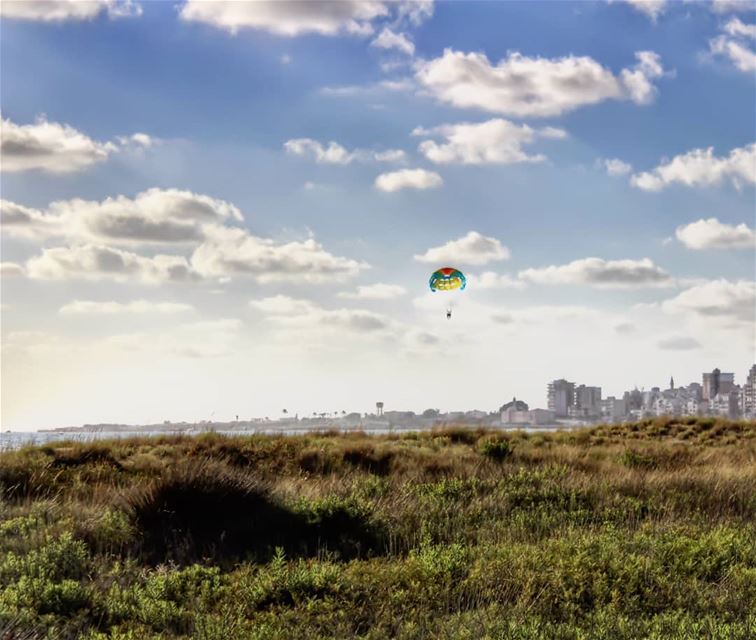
51 445 124 470
123 462 383 566
342 446 394 476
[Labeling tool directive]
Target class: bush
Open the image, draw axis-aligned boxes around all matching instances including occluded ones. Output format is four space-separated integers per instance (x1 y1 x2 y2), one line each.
479 437 512 462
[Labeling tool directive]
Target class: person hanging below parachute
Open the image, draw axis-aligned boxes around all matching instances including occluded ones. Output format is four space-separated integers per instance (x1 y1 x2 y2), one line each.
429 267 466 319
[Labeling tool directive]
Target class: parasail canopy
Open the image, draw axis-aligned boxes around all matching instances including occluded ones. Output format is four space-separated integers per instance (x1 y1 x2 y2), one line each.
429 267 466 292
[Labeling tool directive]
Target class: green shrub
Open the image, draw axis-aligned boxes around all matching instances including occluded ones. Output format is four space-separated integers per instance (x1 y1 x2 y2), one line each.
479 437 512 461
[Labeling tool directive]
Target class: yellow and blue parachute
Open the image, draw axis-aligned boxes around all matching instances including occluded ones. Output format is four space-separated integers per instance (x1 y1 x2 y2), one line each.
429 267 466 292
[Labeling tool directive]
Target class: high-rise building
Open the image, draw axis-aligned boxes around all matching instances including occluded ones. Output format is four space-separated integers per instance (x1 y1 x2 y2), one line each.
744 365 756 418
547 379 574 417
572 385 602 418
703 369 735 400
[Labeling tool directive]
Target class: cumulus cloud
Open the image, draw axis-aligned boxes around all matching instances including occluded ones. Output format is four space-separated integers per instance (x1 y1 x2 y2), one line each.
0 262 25 278
179 0 389 36
657 335 702 350
338 283 408 299
284 138 355 164
631 143 756 191
662 279 755 323
610 0 667 22
723 17 756 38
250 295 392 333
26 245 196 283
676 217 755 249
1 115 154 173
710 33 756 72
414 119 567 165
374 168 442 192
190 226 367 283
708 15 756 72
414 48 667 117
371 27 415 55
468 272 525 289
59 300 194 315
615 322 636 334
414 231 510 265
519 257 673 288
397 0 434 26
619 51 666 104
284 138 405 164
1 189 243 244
0 0 141 21
0 200 61 240
1 115 116 173
602 158 633 176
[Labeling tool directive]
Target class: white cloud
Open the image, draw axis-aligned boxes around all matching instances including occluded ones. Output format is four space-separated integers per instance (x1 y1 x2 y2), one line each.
415 119 567 165
0 200 60 240
179 0 389 36
396 0 434 26
603 158 633 176
724 17 756 38
338 283 408 299
106 319 243 359
631 143 756 191
190 226 367 283
59 300 194 315
26 245 196 283
249 295 317 316
284 138 405 164
611 0 667 22
371 27 415 55
657 335 702 350
1 189 243 244
619 51 665 104
0 0 141 21
711 0 755 14
1 115 155 173
676 217 755 249
116 132 155 148
414 231 510 265
1 115 117 173
374 168 442 192
414 48 667 117
320 78 414 97
284 138 355 164
468 271 526 290
615 322 636 334
662 279 755 323
710 34 756 72
250 295 392 333
373 149 406 162
0 262 25 278
519 257 673 288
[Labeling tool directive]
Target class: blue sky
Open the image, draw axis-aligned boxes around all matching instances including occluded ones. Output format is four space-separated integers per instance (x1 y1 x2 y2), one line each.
1 0 754 429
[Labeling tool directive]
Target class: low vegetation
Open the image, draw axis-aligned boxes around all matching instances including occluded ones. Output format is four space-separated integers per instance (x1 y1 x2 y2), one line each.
1 417 754 639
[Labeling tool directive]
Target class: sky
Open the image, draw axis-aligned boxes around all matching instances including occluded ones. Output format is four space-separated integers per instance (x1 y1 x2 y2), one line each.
1 0 755 430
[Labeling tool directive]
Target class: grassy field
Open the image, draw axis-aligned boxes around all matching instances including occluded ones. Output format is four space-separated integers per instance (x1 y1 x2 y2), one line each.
1 418 754 639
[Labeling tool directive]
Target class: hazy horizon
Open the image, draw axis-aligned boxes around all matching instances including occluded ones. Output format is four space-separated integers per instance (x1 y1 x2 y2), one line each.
2 0 754 432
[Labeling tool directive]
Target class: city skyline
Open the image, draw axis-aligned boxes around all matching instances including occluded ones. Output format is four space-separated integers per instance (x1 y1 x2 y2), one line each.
2 1 755 430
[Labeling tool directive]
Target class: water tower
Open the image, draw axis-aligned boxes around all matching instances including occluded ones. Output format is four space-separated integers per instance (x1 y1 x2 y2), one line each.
376 402 384 416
